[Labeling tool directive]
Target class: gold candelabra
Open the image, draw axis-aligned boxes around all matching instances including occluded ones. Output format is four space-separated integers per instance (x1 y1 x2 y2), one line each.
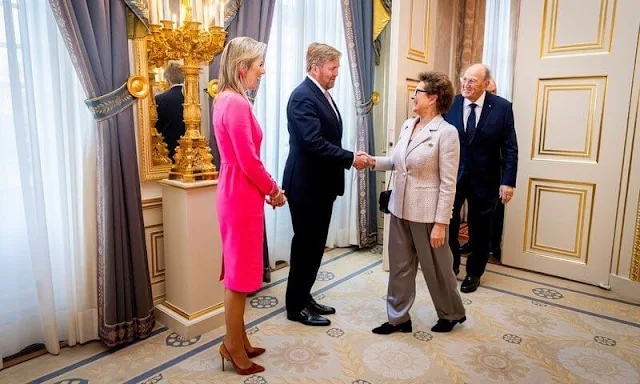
147 3 226 182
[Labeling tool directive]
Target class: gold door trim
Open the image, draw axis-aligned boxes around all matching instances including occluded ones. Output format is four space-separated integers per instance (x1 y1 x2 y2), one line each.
631 194 640 281
541 0 617 57
614 27 640 275
406 78 419 120
523 178 595 262
531 76 607 162
407 0 431 63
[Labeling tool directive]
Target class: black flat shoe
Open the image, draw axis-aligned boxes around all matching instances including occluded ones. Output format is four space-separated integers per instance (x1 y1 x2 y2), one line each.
287 307 331 326
308 297 336 315
431 316 466 333
460 276 480 293
372 320 412 335
459 242 472 254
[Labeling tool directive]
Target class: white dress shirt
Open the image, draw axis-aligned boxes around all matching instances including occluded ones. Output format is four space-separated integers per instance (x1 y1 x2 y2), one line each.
463 91 486 131
307 75 339 119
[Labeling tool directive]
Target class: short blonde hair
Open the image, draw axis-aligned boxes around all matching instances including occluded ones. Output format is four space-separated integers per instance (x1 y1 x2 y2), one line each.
218 36 266 96
306 43 341 73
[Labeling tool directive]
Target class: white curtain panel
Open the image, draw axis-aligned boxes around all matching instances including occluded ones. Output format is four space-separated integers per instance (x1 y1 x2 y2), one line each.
254 0 359 266
482 0 519 101
0 0 98 367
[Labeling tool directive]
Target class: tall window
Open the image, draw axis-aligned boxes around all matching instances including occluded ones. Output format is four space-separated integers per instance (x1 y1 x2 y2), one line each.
483 0 520 101
0 0 98 365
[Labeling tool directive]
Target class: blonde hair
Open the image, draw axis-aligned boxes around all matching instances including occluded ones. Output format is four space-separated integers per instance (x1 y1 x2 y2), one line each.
306 43 341 73
218 36 266 96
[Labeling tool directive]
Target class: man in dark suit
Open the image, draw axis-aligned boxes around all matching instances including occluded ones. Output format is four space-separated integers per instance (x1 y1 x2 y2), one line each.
155 62 185 160
283 43 369 326
444 64 518 293
459 77 505 261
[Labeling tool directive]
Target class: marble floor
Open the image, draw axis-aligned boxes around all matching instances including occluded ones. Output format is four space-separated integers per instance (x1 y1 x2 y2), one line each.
2 247 639 384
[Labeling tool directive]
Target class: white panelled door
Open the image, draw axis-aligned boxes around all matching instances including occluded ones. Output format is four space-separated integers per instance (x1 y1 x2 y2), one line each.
503 0 640 285
382 0 438 270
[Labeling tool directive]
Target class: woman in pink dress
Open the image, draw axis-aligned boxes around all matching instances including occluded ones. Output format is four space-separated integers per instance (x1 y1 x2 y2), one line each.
212 36 286 375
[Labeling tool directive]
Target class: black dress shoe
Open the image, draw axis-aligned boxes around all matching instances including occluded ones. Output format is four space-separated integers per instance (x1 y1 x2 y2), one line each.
372 320 412 335
431 316 466 333
287 307 331 326
308 298 336 315
459 242 472 254
460 276 480 293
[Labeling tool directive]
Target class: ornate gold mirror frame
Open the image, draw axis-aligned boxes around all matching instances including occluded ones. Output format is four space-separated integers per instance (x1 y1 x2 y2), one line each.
135 36 173 181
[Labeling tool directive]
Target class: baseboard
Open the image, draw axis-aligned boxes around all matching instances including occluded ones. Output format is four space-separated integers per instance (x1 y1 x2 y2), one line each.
2 341 69 369
610 274 640 303
155 304 225 339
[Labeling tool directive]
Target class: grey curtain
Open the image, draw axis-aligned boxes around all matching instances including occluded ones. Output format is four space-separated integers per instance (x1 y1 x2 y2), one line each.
208 0 276 282
341 0 378 247
49 0 154 346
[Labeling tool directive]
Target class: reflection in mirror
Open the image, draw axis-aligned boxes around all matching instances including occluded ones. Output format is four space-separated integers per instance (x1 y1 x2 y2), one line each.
154 62 185 161
137 0 222 181
147 66 170 168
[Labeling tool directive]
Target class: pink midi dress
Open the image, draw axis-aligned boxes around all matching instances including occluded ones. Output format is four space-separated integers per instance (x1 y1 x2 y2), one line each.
213 91 277 292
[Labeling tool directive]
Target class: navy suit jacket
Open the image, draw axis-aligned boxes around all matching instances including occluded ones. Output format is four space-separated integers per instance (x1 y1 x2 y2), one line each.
282 77 353 203
155 85 185 158
444 93 518 196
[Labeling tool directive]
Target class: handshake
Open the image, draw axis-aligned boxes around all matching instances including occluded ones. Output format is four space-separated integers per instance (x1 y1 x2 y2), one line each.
353 151 375 170
266 188 287 209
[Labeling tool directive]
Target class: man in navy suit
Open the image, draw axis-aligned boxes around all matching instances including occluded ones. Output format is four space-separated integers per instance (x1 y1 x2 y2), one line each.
155 62 185 160
283 43 369 326
444 64 518 293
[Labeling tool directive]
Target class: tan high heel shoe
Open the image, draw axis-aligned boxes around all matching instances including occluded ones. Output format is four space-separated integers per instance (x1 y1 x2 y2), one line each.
219 343 265 375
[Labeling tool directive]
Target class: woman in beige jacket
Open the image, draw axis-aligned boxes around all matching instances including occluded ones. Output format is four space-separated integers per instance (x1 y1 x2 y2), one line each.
365 71 466 333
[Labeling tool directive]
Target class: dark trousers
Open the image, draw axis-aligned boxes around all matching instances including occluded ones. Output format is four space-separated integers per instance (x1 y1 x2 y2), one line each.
285 199 334 313
465 199 505 254
449 175 498 278
491 200 505 254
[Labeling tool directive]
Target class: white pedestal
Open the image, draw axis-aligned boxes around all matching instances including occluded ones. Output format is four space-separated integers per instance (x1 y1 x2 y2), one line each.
156 179 225 339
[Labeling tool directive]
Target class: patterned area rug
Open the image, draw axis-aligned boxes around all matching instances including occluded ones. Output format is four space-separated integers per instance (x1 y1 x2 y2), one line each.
2 248 639 384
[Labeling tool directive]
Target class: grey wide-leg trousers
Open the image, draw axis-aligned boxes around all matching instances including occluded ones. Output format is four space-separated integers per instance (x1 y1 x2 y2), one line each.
387 214 466 324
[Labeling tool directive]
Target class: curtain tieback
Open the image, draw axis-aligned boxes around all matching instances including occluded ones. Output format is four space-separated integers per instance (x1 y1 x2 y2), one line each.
85 82 136 121
355 91 381 116
355 97 373 116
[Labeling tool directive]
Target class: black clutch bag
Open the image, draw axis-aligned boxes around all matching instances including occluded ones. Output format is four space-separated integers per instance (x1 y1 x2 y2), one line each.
378 189 392 214
378 171 394 214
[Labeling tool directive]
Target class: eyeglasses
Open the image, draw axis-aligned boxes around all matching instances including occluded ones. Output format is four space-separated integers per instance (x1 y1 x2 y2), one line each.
413 88 429 96
460 77 480 86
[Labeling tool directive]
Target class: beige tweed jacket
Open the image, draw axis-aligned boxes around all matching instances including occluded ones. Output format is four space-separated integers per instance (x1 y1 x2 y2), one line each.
373 115 460 224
